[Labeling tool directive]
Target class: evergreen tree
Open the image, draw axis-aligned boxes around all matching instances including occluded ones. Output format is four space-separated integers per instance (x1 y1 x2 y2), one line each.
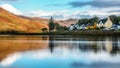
109 15 119 25
49 17 55 31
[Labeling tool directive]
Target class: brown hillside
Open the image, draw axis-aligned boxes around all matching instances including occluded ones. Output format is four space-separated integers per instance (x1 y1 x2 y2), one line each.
0 7 48 33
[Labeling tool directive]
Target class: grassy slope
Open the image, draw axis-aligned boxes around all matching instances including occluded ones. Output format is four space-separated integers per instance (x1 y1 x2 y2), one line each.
0 7 48 33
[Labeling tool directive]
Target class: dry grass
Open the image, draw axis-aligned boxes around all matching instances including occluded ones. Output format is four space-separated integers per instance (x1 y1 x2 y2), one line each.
0 7 48 33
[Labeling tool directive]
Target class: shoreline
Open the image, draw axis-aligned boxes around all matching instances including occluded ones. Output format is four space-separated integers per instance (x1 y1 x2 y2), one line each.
0 30 119 36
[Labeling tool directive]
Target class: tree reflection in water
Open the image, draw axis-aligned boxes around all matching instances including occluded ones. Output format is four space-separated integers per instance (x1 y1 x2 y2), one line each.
49 35 54 53
0 35 120 68
48 35 120 55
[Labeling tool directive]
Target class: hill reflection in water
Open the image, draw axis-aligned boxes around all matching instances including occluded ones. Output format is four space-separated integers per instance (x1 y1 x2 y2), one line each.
0 35 49 61
0 35 120 68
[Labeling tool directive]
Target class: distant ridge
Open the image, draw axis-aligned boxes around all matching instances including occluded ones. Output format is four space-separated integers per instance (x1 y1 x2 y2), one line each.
19 15 78 27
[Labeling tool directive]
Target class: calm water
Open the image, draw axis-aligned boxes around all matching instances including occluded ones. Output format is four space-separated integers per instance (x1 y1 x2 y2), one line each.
0 35 120 68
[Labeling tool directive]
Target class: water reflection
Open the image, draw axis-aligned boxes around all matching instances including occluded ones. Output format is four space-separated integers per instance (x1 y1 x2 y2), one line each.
49 35 120 55
0 35 120 68
0 35 49 61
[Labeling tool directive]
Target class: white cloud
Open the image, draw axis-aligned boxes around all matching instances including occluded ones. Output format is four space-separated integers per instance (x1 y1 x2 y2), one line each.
28 10 70 17
0 4 22 15
27 7 120 20
29 10 54 17
0 53 21 66
28 10 71 20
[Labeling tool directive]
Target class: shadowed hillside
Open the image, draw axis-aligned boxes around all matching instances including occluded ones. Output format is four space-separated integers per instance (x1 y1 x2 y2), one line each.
19 16 78 27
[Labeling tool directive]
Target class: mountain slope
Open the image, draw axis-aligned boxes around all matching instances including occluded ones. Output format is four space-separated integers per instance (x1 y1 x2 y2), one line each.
0 7 48 33
31 18 78 27
19 16 78 27
57 19 78 27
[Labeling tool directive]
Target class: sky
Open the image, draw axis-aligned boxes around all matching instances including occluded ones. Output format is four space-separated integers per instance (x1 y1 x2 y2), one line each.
0 0 120 20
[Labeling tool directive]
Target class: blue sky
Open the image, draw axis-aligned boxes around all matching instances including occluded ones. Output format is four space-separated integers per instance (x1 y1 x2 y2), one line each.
0 0 92 12
0 0 120 19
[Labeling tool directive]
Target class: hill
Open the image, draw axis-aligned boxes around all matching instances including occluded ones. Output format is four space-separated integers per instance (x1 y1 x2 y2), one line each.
0 7 48 33
19 16 78 27
0 7 78 33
